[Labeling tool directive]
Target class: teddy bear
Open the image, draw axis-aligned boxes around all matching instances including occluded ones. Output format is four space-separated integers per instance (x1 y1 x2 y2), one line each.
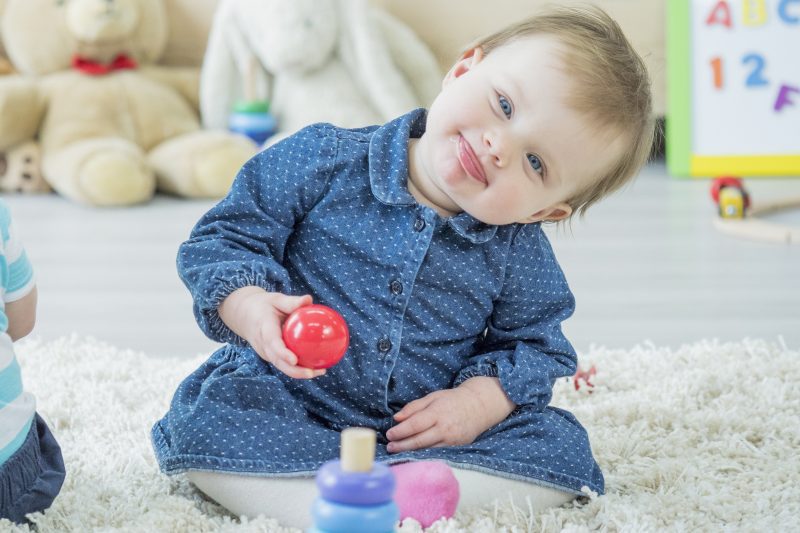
200 0 442 141
0 0 256 206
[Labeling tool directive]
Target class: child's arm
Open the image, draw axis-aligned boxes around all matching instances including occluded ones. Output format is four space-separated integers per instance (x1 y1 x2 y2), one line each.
5 285 37 341
177 125 337 360
452 224 577 411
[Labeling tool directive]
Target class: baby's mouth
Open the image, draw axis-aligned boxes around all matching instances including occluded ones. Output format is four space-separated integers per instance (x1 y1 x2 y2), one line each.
455 136 487 185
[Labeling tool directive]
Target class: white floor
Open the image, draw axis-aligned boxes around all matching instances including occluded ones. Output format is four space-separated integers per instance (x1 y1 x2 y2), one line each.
6 161 800 359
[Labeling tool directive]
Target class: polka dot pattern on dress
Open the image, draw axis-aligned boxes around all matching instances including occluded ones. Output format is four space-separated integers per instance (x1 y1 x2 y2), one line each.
152 109 604 495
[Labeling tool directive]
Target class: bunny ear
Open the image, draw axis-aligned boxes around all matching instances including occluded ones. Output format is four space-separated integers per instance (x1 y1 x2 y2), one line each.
200 0 239 129
200 0 271 130
371 10 442 109
337 0 419 121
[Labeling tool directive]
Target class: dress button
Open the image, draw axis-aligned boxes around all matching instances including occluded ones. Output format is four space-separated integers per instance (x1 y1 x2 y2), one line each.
377 337 392 353
389 280 403 295
413 218 426 232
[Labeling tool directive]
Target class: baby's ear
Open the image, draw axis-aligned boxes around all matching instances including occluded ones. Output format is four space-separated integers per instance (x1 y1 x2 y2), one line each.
519 202 572 224
443 46 484 86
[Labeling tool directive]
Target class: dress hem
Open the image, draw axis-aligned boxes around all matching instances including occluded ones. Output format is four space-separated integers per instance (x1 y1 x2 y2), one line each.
151 421 602 496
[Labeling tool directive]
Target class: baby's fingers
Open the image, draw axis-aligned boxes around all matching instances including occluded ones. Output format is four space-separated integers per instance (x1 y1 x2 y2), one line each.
387 410 435 442
273 293 313 316
393 395 434 422
267 337 298 366
387 426 441 453
262 338 325 379
274 358 326 380
250 320 324 380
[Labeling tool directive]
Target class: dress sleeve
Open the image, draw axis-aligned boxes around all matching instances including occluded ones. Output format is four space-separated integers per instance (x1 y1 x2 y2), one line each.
453 224 577 411
177 125 338 344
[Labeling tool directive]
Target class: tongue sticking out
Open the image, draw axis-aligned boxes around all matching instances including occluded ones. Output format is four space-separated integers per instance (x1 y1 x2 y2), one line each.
457 136 487 184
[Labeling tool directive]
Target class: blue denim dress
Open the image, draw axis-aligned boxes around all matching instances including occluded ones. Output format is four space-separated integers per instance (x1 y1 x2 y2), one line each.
151 109 604 495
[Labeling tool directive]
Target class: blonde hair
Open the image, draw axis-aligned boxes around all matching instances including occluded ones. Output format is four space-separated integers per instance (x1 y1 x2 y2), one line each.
470 4 655 218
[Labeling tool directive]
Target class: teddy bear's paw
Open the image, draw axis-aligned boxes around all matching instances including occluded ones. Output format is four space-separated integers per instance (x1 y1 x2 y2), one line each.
150 132 256 198
192 142 256 197
78 152 156 206
43 139 156 206
0 141 49 194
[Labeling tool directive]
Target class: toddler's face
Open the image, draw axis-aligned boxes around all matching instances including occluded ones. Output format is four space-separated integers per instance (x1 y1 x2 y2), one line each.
409 35 624 225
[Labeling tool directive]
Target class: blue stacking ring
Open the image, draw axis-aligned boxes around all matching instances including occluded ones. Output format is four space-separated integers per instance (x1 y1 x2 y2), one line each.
316 460 395 505
228 112 276 145
311 498 398 533
306 527 394 533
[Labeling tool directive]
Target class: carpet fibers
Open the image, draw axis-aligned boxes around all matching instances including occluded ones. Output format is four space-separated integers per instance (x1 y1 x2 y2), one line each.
3 336 798 532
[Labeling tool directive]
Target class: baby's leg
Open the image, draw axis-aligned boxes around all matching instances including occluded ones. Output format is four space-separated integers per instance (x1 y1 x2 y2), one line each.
452 468 575 510
188 466 574 529
391 461 573 527
187 470 316 529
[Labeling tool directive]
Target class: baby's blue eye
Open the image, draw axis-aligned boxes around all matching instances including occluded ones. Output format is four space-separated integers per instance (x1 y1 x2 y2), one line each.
527 154 543 174
498 95 512 118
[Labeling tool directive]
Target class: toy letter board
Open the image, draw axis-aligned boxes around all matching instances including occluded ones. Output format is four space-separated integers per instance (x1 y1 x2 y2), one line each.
667 0 800 177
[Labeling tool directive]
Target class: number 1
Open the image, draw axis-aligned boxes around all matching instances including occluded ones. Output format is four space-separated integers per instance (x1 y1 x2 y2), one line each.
710 56 724 89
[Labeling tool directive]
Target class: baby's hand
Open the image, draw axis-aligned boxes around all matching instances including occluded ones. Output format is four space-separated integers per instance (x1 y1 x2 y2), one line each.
219 287 326 380
385 387 491 453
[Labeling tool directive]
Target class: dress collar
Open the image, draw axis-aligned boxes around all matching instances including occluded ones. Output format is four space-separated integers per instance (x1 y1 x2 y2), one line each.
367 109 498 244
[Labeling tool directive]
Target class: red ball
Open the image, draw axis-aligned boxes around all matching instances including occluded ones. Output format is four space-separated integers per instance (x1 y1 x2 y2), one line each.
282 304 349 369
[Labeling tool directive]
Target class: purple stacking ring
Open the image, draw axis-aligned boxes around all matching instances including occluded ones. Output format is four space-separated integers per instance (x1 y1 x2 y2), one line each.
316 460 395 505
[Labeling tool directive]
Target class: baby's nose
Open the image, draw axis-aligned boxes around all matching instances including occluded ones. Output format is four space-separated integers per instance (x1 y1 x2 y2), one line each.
482 132 506 167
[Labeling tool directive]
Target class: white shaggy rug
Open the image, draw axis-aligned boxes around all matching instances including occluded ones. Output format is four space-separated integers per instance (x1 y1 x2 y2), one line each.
3 335 798 532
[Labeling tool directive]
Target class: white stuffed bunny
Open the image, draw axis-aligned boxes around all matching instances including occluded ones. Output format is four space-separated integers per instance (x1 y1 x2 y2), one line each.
200 0 442 139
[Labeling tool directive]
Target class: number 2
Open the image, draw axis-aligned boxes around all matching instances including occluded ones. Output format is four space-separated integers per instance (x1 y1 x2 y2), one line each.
743 53 769 87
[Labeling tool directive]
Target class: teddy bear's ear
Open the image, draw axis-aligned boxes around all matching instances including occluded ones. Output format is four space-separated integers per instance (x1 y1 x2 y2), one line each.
128 0 168 64
1 0 77 75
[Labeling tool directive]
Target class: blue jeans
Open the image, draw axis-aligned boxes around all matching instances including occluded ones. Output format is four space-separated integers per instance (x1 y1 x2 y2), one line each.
0 414 65 524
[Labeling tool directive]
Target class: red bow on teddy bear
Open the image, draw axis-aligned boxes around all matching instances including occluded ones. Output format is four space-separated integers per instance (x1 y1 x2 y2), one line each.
72 54 138 76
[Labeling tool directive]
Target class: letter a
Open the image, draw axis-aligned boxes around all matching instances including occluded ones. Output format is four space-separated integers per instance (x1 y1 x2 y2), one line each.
706 1 733 27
